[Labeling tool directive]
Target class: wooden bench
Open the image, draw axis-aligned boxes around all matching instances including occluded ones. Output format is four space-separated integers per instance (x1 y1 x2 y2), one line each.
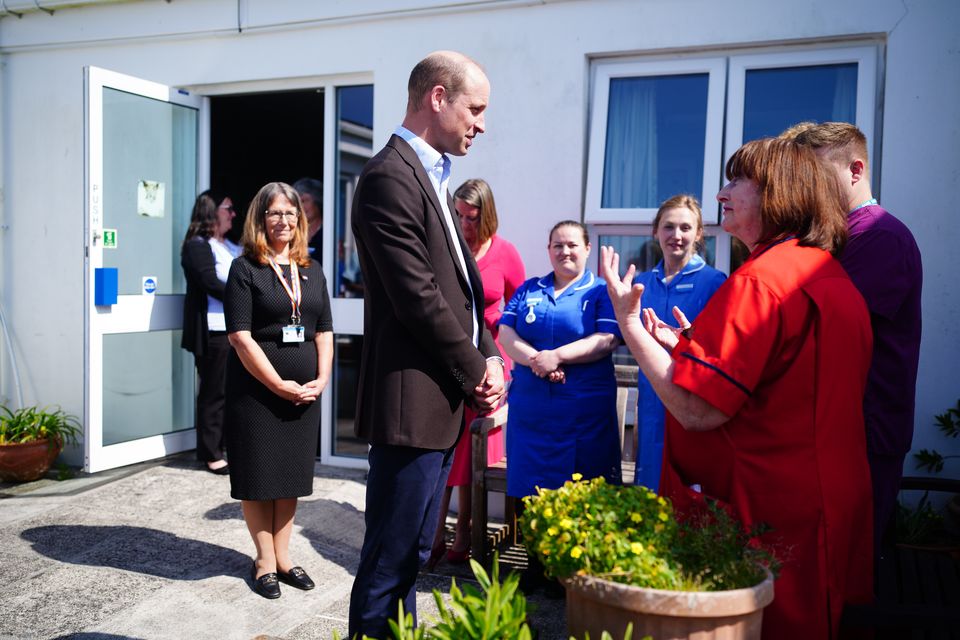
840 476 960 638
470 364 639 566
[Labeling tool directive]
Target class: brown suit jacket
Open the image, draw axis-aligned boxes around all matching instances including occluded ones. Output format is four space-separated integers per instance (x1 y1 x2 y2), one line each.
351 134 499 450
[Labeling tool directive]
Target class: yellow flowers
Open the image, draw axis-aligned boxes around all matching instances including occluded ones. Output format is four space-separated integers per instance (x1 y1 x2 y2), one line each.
571 473 583 481
519 475 773 593
518 475 683 590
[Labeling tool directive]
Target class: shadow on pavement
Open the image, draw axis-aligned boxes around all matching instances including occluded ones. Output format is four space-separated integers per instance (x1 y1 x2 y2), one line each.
22 525 250 580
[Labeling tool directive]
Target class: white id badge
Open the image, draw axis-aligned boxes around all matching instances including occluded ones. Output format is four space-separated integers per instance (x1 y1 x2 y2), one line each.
282 325 305 343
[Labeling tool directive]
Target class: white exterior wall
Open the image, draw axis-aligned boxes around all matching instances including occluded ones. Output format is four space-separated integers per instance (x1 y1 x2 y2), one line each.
0 0 957 465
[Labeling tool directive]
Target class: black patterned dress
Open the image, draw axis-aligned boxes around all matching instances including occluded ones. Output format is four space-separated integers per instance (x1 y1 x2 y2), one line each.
223 255 333 500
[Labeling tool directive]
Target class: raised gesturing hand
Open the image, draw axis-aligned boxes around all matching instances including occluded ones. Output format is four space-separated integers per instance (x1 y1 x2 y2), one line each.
598 246 645 328
642 306 691 351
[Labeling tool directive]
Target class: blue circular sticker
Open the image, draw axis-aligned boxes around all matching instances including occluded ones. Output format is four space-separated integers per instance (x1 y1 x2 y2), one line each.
143 278 157 294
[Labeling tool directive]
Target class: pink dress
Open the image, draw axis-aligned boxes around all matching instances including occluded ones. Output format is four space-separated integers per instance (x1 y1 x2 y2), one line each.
447 235 525 486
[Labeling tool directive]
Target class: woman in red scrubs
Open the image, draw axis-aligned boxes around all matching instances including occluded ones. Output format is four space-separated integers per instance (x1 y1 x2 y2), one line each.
599 137 874 639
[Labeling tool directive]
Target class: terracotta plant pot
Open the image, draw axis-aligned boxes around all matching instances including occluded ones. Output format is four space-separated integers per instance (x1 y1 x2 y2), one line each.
0 438 62 482
565 570 774 640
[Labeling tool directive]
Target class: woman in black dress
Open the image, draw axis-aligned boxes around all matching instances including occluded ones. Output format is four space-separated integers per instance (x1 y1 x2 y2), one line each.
224 182 333 599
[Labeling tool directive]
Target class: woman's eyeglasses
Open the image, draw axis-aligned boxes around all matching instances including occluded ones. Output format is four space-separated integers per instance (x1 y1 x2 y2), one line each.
265 210 299 221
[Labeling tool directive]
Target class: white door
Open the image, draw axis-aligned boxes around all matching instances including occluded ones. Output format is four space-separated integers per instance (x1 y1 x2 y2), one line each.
84 67 203 472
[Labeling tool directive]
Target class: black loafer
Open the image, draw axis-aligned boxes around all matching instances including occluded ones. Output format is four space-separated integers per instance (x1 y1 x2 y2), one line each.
206 463 229 476
278 566 315 590
251 562 281 599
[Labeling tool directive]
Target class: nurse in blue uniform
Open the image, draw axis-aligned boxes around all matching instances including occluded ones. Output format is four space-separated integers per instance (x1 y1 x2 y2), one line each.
499 220 622 499
632 195 726 491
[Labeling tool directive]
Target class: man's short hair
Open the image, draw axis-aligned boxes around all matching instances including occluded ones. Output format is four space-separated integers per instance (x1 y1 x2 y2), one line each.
292 177 323 204
406 52 478 113
781 121 869 170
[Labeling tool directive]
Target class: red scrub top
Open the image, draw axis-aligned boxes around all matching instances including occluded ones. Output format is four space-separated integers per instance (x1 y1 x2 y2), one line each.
661 238 874 640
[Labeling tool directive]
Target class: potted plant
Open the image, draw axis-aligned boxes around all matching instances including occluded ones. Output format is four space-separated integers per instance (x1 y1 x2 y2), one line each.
0 405 81 482
519 475 777 640
914 399 960 475
897 398 960 546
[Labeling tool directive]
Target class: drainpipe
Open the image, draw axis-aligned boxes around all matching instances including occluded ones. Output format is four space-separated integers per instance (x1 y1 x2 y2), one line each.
0 52 21 409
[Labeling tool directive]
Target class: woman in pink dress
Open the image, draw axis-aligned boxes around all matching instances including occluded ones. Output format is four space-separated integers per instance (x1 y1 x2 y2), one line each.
427 178 525 567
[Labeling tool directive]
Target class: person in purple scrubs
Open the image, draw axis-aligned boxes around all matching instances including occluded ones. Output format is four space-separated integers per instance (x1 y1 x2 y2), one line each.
784 121 923 552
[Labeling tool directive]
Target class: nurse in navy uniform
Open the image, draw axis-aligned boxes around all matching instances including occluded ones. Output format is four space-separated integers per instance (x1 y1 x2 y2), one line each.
499 220 623 500
631 195 726 490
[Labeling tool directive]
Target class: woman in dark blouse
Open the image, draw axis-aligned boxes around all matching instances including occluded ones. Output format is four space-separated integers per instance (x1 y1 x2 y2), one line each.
224 182 333 599
181 189 240 474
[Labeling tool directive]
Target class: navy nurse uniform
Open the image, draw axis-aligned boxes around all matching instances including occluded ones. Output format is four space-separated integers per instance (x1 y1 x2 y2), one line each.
500 269 623 498
632 254 726 491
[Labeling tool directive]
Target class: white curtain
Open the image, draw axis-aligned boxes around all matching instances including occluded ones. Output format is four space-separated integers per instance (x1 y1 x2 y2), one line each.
602 78 658 209
831 64 858 123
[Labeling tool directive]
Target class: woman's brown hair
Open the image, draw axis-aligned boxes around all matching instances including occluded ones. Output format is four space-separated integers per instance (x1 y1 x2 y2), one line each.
453 178 498 245
725 137 848 257
182 189 226 247
241 182 312 267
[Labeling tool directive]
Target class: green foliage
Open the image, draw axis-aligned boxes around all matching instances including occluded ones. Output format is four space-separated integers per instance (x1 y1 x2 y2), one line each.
340 554 533 640
520 475 776 592
55 462 75 481
670 501 779 591
913 399 960 474
387 601 426 640
896 491 946 545
0 405 81 447
425 559 531 640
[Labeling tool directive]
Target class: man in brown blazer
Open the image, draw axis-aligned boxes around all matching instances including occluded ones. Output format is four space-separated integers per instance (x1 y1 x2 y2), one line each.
348 51 505 638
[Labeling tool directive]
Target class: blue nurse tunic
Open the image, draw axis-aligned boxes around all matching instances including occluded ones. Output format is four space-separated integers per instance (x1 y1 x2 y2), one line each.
500 269 623 498
632 254 726 491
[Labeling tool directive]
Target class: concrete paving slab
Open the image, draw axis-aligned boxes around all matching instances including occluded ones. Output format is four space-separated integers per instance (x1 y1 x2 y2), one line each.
0 562 166 638
0 454 568 640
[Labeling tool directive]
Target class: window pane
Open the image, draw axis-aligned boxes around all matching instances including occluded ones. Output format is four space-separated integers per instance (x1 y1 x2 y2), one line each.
335 85 373 298
102 87 197 295
601 74 708 209
599 233 718 274
103 330 192 445
743 63 857 142
332 333 366 458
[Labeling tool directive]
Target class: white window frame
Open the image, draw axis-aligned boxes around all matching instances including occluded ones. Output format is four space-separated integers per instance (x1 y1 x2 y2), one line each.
592 224 731 276
724 45 878 177
585 57 726 225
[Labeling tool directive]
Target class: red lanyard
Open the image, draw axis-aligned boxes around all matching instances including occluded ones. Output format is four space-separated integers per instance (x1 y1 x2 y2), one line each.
266 257 302 324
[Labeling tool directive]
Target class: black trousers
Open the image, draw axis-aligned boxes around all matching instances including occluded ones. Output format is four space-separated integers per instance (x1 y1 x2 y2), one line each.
194 332 230 462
